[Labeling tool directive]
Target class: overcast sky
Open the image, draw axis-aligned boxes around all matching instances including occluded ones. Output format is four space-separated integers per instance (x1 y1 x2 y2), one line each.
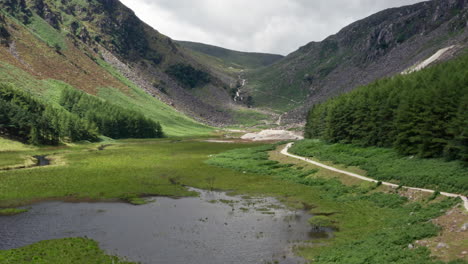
120 0 424 55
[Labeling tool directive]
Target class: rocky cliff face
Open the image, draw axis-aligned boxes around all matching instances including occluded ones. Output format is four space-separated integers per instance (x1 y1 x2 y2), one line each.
248 0 468 124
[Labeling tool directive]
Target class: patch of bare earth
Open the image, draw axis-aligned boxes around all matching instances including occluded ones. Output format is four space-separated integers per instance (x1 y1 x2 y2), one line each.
241 129 303 141
415 207 468 262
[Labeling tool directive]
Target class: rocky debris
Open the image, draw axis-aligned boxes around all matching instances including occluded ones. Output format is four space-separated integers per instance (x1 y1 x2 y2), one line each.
415 240 428 246
99 47 167 104
402 45 458 74
436 242 449 249
8 41 36 74
99 47 233 127
408 244 414 249
241 130 304 141
461 223 468 231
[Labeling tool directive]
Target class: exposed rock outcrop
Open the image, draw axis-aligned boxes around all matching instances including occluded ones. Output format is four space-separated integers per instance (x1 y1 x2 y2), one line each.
249 0 468 125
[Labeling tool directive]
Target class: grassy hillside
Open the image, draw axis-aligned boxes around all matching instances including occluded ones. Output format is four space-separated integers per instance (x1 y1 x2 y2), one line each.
0 0 241 128
178 41 283 70
0 138 34 152
94 59 213 136
0 60 211 137
0 7 212 137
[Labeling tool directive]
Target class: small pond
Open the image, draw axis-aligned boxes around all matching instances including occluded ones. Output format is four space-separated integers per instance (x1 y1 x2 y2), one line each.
0 188 332 264
33 155 50 166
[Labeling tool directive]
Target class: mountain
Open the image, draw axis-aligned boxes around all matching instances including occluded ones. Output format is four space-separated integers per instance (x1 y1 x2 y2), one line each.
246 0 468 124
177 41 284 70
305 52 468 163
0 0 259 135
1 0 467 134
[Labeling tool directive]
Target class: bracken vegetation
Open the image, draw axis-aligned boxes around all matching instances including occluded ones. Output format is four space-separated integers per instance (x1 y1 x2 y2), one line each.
304 53 468 162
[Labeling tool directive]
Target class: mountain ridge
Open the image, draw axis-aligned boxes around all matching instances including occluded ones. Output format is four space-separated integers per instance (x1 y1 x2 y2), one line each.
1 0 467 131
246 0 468 124
177 40 284 69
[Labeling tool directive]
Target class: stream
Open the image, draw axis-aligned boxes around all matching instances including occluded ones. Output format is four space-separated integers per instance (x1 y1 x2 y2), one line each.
33 155 50 166
0 188 332 264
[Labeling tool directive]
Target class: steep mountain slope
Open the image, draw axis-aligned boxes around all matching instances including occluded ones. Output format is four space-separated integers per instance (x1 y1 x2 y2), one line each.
177 41 284 70
0 0 251 133
247 0 468 123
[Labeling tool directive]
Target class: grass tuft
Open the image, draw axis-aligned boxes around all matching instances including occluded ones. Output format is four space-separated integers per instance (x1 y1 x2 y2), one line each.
0 208 28 216
0 238 134 264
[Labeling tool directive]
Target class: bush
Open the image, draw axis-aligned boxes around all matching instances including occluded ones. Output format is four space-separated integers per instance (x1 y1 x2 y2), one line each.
165 63 210 88
308 215 334 228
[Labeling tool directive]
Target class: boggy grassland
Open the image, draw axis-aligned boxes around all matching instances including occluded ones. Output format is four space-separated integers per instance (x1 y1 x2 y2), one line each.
0 138 467 263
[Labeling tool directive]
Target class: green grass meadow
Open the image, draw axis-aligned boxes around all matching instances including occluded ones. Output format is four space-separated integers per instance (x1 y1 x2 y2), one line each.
0 238 133 264
0 139 465 263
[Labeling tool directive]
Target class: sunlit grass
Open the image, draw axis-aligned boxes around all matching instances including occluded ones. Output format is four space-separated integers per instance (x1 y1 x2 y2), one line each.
0 138 35 152
0 139 463 263
0 238 133 264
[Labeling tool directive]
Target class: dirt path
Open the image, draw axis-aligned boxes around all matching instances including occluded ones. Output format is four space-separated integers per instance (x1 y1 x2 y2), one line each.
281 143 468 211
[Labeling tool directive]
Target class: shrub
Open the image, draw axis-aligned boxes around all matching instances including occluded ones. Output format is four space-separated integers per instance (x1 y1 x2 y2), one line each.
308 215 334 228
165 63 210 88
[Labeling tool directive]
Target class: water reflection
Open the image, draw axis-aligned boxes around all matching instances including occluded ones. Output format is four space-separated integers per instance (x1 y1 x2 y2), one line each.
0 188 332 264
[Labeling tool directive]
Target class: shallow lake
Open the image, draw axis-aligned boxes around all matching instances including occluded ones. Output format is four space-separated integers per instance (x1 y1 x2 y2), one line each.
0 188 332 264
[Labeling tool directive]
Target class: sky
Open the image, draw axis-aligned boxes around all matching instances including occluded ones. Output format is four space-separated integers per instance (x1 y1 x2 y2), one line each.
120 0 424 55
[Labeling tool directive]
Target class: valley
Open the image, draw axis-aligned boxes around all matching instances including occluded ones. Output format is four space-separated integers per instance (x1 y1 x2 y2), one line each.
0 0 467 263
0 136 466 263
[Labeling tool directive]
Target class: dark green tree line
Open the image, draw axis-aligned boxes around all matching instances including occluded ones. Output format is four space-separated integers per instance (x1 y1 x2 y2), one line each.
165 63 211 89
59 88 163 139
0 83 99 145
305 53 468 162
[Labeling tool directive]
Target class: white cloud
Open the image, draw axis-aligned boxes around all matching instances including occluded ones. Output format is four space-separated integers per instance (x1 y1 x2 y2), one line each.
120 0 424 55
